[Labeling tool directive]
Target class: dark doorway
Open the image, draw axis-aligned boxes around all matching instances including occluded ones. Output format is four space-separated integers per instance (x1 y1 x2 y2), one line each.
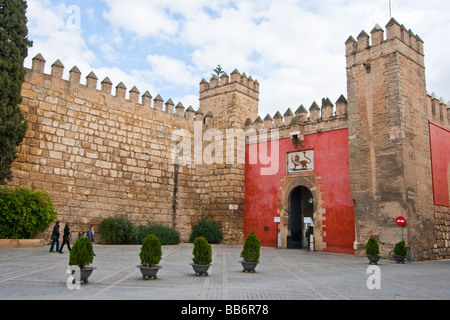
288 186 314 249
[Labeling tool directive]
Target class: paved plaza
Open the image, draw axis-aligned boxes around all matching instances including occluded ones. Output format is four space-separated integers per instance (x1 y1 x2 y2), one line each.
0 243 449 301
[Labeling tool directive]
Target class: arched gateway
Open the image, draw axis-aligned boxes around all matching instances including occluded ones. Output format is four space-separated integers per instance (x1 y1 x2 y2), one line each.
277 175 325 251
288 186 314 249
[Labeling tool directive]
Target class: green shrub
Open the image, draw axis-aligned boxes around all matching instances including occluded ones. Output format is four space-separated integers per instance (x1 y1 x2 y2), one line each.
100 216 136 244
192 237 212 265
69 237 93 269
365 238 380 256
0 187 57 239
241 231 260 262
189 219 222 244
394 240 408 256
136 224 180 245
135 225 150 244
139 234 162 267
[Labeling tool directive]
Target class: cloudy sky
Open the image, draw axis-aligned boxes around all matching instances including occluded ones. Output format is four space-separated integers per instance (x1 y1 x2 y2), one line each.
24 0 450 118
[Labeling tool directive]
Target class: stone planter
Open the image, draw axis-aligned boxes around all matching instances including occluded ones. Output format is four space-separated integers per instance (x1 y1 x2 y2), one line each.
393 254 405 264
367 255 380 265
137 265 162 280
190 263 212 276
80 267 96 283
240 261 259 273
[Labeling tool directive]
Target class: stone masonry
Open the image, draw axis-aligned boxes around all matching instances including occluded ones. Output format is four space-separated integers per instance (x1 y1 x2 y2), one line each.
12 54 260 244
346 19 448 259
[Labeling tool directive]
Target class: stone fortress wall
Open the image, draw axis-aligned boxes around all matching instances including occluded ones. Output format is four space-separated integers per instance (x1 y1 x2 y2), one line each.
14 54 240 243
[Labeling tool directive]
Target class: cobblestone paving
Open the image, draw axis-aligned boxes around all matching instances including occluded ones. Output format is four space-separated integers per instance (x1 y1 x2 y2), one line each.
0 244 449 300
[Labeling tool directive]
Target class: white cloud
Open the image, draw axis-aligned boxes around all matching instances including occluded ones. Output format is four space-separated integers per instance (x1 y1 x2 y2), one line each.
25 0 96 74
87 34 120 64
146 54 195 87
102 0 180 39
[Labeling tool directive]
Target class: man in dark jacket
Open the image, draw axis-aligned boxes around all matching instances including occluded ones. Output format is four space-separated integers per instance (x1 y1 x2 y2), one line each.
87 226 96 256
59 222 71 254
49 221 60 252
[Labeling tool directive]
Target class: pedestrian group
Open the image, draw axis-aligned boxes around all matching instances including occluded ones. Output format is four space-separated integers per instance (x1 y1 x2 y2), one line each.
49 221 96 256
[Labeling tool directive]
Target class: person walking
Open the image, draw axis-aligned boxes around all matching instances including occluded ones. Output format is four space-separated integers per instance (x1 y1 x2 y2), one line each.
49 221 60 252
87 226 96 256
59 222 71 254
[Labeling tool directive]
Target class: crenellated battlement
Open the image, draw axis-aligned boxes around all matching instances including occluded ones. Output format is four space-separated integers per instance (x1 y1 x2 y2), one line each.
199 69 260 128
27 53 202 124
199 69 260 98
244 95 348 137
346 18 425 69
427 92 450 127
346 19 449 130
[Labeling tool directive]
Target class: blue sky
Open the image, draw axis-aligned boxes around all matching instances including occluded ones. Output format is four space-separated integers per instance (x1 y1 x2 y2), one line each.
24 0 450 118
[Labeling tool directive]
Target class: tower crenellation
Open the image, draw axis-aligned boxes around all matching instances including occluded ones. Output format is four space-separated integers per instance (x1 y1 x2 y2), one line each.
86 71 98 89
427 92 449 127
51 59 64 79
370 24 384 46
101 77 113 94
199 68 260 128
129 86 140 104
165 98 174 114
356 30 370 52
175 102 185 117
142 90 152 108
346 18 425 70
68 65 81 84
199 69 260 96
321 98 334 120
115 82 127 99
31 53 46 73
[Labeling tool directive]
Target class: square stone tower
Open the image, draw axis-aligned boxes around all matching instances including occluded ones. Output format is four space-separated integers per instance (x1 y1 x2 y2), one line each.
196 70 260 244
199 69 259 129
346 19 435 258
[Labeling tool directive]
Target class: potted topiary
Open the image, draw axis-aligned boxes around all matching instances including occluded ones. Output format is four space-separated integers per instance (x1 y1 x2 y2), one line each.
393 240 408 264
137 234 162 280
365 237 380 265
240 231 260 272
190 237 212 276
69 236 96 284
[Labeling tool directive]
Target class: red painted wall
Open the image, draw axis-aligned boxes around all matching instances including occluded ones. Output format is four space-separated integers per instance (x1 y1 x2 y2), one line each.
429 121 450 207
244 128 355 254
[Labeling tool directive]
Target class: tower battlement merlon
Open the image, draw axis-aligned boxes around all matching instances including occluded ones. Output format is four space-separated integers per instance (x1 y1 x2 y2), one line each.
346 18 425 68
199 68 260 102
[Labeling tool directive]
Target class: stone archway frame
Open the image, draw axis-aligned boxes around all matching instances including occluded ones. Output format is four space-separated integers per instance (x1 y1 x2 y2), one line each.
278 174 326 250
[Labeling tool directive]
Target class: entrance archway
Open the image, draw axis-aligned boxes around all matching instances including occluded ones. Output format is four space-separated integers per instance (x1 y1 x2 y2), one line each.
288 186 314 249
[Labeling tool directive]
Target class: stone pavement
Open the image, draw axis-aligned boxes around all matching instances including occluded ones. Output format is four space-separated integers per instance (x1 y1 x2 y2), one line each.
0 243 449 301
